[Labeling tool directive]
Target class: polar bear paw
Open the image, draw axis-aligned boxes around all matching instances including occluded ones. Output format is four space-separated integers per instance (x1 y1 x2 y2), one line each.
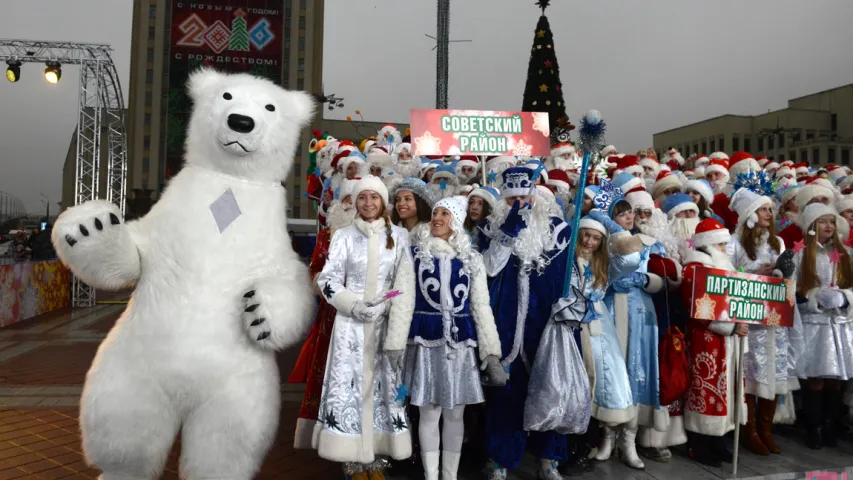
242 288 274 347
51 200 141 290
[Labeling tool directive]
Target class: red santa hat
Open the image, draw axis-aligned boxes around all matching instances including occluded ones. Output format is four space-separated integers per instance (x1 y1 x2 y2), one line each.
615 155 644 176
826 164 848 183
626 190 655 211
546 169 571 192
709 152 730 161
600 145 618 158
796 176 835 211
695 155 710 168
728 151 761 177
692 218 731 248
651 170 682 199
337 140 358 155
639 155 660 173
755 155 769 168
764 160 780 172
704 158 730 178
779 160 794 167
794 162 810 177
456 155 479 171
551 142 576 158
774 165 794 179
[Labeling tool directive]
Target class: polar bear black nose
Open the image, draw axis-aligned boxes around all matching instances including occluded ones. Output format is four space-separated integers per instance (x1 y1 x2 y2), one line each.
227 114 255 133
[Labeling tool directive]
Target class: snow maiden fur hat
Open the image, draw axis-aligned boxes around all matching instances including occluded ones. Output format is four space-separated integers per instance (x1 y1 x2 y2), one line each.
729 188 772 230
799 202 850 240
352 175 389 207
433 195 468 227
685 179 714 206
579 216 608 237
468 185 500 210
391 177 435 207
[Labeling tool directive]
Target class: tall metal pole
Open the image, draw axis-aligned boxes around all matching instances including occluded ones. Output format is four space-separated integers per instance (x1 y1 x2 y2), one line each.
436 0 450 109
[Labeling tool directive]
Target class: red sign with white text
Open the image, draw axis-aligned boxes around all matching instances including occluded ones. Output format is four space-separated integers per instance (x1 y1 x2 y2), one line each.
410 109 551 156
690 266 794 327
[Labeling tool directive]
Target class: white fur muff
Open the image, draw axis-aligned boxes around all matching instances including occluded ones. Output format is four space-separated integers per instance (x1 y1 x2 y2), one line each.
52 68 317 480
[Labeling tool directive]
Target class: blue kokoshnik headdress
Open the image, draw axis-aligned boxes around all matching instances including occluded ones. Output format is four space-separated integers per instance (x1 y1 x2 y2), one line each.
592 178 625 216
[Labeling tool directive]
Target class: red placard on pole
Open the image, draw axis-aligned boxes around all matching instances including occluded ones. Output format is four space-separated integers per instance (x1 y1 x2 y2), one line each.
410 109 550 157
690 266 795 327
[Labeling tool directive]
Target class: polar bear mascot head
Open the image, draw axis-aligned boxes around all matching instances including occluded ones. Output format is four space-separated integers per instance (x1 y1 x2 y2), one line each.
185 68 316 182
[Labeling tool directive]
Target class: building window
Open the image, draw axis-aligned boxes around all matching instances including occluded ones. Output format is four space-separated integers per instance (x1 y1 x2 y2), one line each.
144 113 151 125
148 26 155 40
709 139 715 152
299 16 306 29
142 157 150 172
297 145 303 156
843 148 851 166
719 137 725 152
149 5 156 19
147 48 154 61
829 147 836 164
813 148 820 163
788 150 795 160
758 137 764 152
145 91 152 106
143 136 151 149
701 142 707 153
298 62 305 71
142 181 149 190
800 150 807 163
778 133 785 148
768 136 774 150
146 69 154 83
300 0 308 7
806 130 815 141
297 78 304 90
831 113 837 132
732 136 739 151
299 37 305 50
693 144 698 155
744 137 751 152
285 38 291 50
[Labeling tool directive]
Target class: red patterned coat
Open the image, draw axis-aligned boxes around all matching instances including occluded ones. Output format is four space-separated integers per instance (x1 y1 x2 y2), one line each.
679 250 747 436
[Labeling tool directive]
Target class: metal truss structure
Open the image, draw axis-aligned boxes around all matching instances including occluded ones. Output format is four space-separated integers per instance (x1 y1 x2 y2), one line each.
0 40 128 307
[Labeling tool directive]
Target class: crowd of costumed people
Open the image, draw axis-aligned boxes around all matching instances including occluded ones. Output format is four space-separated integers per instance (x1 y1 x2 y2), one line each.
286 121 853 480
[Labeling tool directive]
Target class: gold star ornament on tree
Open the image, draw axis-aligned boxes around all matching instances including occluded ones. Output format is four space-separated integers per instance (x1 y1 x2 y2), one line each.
539 84 549 92
536 29 545 38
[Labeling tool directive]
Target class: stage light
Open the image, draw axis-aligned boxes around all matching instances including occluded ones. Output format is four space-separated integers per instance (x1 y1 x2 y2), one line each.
44 62 61 84
6 60 21 83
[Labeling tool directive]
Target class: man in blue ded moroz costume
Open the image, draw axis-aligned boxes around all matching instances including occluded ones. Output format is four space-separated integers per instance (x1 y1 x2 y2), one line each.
479 166 577 480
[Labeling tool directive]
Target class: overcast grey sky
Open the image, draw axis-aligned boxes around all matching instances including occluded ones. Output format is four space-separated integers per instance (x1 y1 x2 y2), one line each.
2 0 853 214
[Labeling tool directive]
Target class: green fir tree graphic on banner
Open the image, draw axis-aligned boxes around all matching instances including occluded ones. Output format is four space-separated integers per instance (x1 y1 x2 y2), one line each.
229 8 250 51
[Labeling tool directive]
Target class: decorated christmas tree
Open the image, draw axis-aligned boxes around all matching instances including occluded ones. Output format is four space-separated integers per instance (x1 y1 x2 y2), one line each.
521 0 568 134
229 9 250 51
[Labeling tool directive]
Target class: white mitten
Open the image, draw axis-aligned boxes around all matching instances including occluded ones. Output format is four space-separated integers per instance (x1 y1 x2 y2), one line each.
351 301 384 323
817 288 846 309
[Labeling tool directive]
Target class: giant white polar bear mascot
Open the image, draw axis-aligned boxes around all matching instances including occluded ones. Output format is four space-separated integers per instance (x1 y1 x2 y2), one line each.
52 68 317 480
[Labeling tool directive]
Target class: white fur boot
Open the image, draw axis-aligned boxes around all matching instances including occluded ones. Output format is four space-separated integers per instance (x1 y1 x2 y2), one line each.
618 426 645 469
422 450 440 480
440 450 460 480
595 426 617 460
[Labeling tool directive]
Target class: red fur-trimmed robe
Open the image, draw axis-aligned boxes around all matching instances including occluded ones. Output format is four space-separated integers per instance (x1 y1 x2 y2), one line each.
711 193 738 232
679 250 747 436
289 227 338 448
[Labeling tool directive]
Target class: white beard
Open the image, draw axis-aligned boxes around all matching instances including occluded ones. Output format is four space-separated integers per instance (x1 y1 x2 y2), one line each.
711 179 728 195
546 155 576 171
486 199 556 273
393 161 420 180
705 246 736 272
670 217 701 241
326 202 356 233
429 182 456 199
457 171 477 185
636 209 681 261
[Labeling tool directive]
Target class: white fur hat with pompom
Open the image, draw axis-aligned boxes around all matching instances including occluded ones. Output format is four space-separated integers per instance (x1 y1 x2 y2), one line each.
352 175 389 207
730 188 772 230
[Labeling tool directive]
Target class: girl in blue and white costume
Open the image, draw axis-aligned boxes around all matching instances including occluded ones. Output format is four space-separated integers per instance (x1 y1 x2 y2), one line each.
590 181 670 470
571 216 636 467
385 196 506 480
465 186 500 251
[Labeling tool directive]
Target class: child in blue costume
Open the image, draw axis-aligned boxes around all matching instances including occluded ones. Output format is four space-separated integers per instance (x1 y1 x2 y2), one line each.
479 167 573 480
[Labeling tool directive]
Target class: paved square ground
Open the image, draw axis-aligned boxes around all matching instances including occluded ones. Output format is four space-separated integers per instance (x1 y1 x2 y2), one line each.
1 304 851 479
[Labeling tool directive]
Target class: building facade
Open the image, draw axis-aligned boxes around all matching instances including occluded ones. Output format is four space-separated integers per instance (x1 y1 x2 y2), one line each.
124 0 325 219
653 84 853 168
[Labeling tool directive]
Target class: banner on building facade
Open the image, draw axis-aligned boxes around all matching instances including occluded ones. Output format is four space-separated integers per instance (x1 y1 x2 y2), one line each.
409 109 551 156
165 0 284 184
690 266 795 327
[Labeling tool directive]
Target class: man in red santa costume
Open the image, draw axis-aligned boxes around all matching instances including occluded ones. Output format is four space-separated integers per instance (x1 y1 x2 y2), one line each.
640 155 662 192
663 148 685 172
651 170 683 206
546 141 579 172
455 155 480 185
703 159 738 230
680 219 748 467
794 162 811 183
376 123 402 151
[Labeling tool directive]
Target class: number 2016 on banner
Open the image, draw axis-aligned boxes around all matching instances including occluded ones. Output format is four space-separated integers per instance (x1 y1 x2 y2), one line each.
176 12 275 54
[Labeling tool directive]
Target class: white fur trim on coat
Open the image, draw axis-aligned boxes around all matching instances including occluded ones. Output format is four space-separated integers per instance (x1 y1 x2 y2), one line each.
385 248 416 352
643 273 664 294
469 256 502 360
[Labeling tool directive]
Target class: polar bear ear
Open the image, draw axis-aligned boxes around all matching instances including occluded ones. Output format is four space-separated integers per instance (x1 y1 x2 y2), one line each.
187 67 223 102
280 90 318 129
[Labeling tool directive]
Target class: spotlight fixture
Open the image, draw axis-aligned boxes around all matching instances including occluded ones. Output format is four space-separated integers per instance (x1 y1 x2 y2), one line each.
6 60 21 83
44 61 61 84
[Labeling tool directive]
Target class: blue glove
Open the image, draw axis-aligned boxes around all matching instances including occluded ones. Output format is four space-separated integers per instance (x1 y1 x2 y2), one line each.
611 272 648 293
499 200 528 238
588 209 624 235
